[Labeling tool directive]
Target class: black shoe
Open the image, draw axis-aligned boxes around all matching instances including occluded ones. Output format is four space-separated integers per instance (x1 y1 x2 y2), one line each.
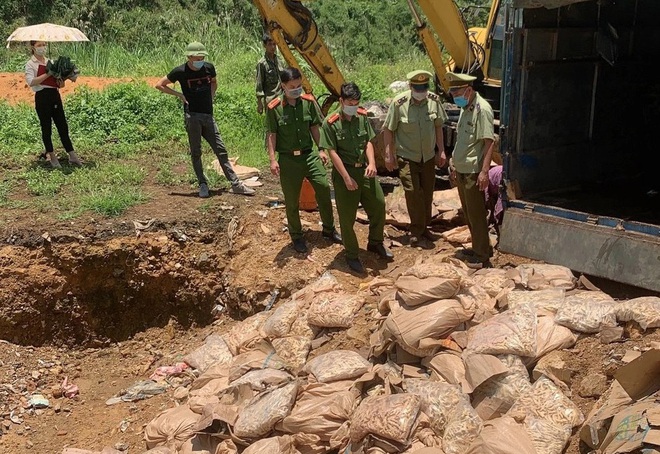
422 229 440 241
322 229 342 244
410 236 434 250
367 242 394 260
346 257 365 273
292 238 308 253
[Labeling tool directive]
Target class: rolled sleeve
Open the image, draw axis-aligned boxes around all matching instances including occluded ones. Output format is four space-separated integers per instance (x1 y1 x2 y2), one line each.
25 60 37 86
384 101 399 131
476 108 495 141
265 107 278 133
319 122 337 150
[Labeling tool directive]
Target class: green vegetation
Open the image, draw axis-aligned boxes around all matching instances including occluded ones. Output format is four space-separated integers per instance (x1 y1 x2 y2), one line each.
0 0 489 219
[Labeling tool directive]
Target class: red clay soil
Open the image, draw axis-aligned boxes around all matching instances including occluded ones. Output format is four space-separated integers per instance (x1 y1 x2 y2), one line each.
0 72 161 105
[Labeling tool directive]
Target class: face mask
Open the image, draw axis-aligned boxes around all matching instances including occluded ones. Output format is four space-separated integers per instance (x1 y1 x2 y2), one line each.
342 105 359 116
34 47 47 56
191 60 205 69
412 91 428 101
453 95 469 108
285 87 303 99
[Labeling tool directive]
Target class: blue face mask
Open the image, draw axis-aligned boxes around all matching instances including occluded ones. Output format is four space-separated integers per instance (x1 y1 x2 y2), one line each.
192 60 205 69
453 95 469 108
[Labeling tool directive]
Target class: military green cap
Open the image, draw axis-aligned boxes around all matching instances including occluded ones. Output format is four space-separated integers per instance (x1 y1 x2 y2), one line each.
406 70 433 85
185 41 208 56
445 72 476 87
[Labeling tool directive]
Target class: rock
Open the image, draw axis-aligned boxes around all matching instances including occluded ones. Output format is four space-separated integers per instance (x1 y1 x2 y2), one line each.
599 326 624 344
114 441 129 451
578 372 608 398
533 351 576 386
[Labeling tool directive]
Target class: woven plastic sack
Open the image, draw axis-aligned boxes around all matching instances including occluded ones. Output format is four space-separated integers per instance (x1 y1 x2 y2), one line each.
464 416 536 454
515 264 576 290
386 298 471 357
228 368 293 391
228 348 289 382
278 379 357 441
471 355 532 419
144 405 200 450
307 292 365 328
272 336 311 372
615 296 660 330
523 416 571 454
466 302 537 357
532 315 577 361
304 350 371 383
183 335 233 373
261 298 302 338
350 393 421 445
469 269 515 298
507 376 584 428
442 396 483 454
224 312 269 355
455 285 496 325
504 288 565 313
403 379 464 434
554 292 617 333
233 381 299 439
395 262 462 306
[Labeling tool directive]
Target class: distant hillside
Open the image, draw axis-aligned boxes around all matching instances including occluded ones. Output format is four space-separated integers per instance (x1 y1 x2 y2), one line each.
2 0 491 65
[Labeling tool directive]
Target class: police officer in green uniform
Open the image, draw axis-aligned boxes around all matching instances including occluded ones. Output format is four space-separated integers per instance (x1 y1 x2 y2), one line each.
320 82 393 273
266 67 341 254
383 70 448 249
255 33 284 114
443 72 495 266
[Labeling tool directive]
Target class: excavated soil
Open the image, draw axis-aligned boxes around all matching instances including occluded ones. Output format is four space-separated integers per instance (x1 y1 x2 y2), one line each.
1 74 659 454
0 73 161 106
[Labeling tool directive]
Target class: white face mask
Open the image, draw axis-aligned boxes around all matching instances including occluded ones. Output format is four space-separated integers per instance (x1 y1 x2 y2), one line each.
285 87 303 99
412 90 428 101
34 47 47 56
342 104 359 116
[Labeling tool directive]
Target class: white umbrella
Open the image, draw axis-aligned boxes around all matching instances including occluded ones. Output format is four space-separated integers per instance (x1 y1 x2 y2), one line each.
6 23 90 48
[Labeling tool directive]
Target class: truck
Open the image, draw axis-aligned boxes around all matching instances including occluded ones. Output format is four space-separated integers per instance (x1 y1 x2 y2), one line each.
496 0 660 292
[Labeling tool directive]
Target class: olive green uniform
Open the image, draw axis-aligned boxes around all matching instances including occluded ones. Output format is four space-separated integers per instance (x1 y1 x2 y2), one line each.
384 89 447 237
319 108 385 260
255 54 284 103
453 91 495 262
266 94 335 240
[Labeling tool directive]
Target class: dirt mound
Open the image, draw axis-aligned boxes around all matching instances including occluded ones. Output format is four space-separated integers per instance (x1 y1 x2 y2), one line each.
0 72 161 106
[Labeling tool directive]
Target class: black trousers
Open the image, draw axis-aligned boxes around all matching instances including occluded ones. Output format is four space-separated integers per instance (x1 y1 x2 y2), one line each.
35 88 74 154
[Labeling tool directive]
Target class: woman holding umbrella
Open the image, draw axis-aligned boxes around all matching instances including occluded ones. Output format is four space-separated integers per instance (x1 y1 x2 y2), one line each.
25 40 81 168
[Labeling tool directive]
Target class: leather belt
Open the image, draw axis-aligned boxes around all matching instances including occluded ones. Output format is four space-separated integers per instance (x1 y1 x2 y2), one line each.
292 149 312 156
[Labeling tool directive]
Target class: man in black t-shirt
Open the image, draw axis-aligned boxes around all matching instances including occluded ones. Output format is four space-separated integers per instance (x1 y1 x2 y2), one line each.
155 41 255 198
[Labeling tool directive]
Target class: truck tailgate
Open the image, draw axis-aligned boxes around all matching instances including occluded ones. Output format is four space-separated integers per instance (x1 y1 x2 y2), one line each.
499 203 660 292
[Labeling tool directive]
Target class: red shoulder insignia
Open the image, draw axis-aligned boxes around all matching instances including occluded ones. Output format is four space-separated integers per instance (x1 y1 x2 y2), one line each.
301 93 316 102
357 107 368 116
268 98 281 109
327 113 341 124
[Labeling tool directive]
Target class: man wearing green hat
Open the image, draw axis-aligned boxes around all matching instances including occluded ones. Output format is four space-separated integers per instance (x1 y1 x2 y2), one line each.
155 41 255 198
444 71 495 266
383 69 447 249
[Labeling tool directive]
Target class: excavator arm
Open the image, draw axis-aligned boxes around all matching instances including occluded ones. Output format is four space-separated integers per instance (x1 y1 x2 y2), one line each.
408 0 503 91
252 0 346 114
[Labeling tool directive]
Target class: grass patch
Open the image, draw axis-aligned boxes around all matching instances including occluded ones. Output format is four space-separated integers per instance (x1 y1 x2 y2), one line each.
23 167 67 196
0 180 10 206
68 162 147 217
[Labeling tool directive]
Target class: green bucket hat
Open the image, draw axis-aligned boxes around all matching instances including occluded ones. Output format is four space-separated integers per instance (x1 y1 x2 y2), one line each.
185 42 208 57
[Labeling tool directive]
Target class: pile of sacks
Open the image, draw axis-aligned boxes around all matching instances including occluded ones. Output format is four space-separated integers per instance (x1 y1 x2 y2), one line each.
67 256 660 454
